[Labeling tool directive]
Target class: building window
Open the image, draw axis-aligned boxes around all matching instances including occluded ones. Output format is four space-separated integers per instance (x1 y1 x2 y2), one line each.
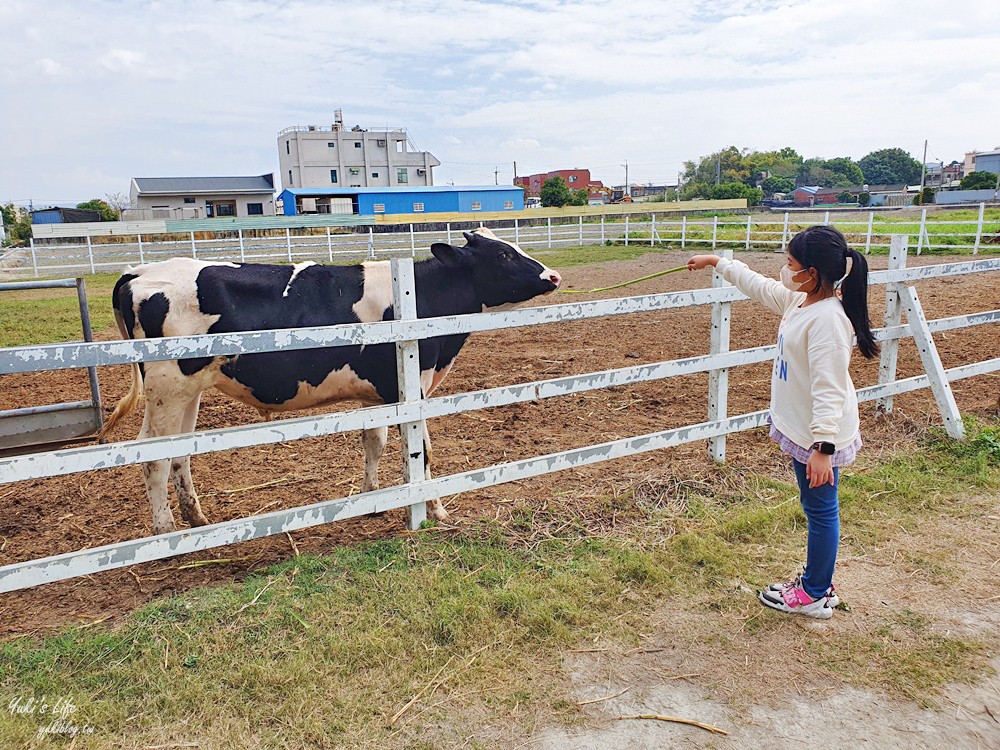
397 168 408 184
354 142 362 148
349 167 360 175
286 140 290 155
396 141 403 153
216 203 236 217
413 203 425 212
471 202 482 211
183 196 195 204
371 171 379 178
373 204 386 213
377 139 386 147
288 170 293 186
327 142 335 148
247 203 264 215
330 169 338 184
504 201 514 209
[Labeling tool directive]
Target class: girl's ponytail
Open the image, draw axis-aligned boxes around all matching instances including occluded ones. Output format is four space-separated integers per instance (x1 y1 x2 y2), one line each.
840 248 879 359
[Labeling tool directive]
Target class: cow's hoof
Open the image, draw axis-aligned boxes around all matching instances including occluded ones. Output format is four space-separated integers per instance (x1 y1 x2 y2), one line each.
187 514 210 527
430 505 450 522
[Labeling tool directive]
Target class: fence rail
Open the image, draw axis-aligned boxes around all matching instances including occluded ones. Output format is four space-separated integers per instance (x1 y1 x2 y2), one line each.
0 236 997 593
3 205 998 279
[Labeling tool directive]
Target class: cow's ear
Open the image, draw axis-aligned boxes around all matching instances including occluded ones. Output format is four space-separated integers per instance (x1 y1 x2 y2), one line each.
431 243 473 268
462 231 479 245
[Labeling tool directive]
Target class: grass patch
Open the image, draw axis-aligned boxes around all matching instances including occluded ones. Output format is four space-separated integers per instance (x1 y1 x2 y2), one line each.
0 274 120 347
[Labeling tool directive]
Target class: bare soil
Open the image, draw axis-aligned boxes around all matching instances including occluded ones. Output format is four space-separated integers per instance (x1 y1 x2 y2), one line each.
0 250 997 640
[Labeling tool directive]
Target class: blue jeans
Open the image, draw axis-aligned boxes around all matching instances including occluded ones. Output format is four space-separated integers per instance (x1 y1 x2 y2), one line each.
791 458 840 600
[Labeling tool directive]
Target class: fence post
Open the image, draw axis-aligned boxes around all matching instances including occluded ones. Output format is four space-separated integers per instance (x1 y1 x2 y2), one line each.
368 228 375 260
916 208 927 255
600 216 605 244
390 258 428 530
745 214 751 250
865 211 873 254
191 231 197 259
410 223 416 257
781 212 789 250
974 202 984 255
238 230 246 263
446 222 452 245
681 215 687 249
875 235 907 416
650 214 655 246
580 215 584 245
624 215 629 247
548 217 552 248
29 238 38 277
711 215 718 252
707 247 733 462
514 218 519 245
325 226 332 262
86 236 96 274
899 284 965 440
137 233 145 264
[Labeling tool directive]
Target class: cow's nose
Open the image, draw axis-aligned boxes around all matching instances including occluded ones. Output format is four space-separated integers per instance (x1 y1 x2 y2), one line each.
547 270 561 287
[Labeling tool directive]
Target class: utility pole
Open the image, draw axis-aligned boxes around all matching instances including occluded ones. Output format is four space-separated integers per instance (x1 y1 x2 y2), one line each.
513 161 517 181
494 167 499 185
919 139 928 190
622 160 629 198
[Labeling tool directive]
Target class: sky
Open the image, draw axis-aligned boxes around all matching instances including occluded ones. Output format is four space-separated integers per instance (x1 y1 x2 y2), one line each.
2 0 999 207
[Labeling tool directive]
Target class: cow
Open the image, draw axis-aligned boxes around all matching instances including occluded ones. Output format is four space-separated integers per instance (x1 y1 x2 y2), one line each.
99 228 562 535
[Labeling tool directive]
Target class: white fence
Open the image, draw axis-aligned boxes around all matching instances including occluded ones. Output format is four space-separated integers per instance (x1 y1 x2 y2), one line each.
4 204 999 278
0 236 998 593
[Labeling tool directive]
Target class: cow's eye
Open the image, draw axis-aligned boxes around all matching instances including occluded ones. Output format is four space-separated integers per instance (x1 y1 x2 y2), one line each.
498 251 512 261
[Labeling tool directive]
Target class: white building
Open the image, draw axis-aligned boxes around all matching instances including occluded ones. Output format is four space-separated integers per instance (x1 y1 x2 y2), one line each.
128 175 276 219
278 110 440 191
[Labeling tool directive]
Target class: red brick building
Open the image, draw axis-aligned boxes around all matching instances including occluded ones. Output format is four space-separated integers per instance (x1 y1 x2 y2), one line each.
515 169 599 196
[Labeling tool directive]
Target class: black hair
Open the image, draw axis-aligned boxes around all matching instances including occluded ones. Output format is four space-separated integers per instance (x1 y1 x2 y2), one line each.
787 225 880 359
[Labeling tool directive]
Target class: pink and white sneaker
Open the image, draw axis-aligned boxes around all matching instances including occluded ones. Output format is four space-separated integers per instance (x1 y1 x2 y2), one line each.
767 575 839 608
758 584 834 619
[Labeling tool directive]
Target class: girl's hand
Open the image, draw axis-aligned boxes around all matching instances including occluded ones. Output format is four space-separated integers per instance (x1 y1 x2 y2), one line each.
687 254 721 271
806 451 835 489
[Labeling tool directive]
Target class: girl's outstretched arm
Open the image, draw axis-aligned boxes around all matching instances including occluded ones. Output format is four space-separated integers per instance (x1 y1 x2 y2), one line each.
688 254 797 316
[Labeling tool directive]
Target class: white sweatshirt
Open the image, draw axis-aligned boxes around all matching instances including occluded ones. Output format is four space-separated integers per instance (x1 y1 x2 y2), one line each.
716 257 859 451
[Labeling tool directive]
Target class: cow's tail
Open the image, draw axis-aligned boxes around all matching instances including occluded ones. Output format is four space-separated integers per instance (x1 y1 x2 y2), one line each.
98 275 144 441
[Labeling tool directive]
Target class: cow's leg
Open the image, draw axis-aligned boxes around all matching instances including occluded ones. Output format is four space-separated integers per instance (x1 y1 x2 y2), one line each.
171 394 209 528
361 426 388 493
139 365 205 535
423 422 449 522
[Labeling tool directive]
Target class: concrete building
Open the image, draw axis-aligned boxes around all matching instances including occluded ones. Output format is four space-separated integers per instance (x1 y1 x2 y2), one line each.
278 186 523 217
965 149 1000 176
128 175 276 219
515 169 593 196
278 110 440 191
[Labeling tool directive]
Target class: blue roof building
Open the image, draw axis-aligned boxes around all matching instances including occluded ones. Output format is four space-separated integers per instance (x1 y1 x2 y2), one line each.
278 185 524 216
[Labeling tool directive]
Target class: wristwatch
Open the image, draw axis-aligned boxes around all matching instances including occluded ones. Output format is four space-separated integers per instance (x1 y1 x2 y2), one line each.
811 441 835 455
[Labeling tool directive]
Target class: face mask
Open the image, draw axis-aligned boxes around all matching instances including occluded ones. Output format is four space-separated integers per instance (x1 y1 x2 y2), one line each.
780 265 808 292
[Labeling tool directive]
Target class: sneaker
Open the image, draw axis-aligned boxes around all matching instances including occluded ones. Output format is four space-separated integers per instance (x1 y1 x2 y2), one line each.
767 574 840 608
758 584 834 619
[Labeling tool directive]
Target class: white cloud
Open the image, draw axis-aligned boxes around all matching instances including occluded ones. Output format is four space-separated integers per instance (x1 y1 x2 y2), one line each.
98 48 145 72
36 58 63 76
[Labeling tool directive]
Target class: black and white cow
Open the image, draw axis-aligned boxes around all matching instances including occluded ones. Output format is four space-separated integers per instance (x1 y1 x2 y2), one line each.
100 228 561 534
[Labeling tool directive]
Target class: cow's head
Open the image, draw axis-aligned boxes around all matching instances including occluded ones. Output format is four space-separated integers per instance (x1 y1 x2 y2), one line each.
430 228 561 308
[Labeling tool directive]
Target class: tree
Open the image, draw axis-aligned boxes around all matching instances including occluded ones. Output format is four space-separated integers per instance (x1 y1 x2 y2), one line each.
104 191 131 216
540 176 572 207
858 191 871 207
836 190 853 204
859 148 922 186
913 187 936 205
761 175 795 195
568 188 589 206
76 198 118 221
1 202 33 245
959 171 998 190
708 182 763 205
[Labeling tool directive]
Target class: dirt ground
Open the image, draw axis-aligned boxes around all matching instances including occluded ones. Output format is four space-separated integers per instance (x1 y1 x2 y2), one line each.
1 250 997 637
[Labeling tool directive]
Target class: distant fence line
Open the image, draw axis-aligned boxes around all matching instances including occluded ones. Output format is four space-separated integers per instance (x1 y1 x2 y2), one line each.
2 204 998 278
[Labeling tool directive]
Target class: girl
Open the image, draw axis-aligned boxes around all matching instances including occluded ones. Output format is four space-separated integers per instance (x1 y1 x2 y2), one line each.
688 225 879 619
